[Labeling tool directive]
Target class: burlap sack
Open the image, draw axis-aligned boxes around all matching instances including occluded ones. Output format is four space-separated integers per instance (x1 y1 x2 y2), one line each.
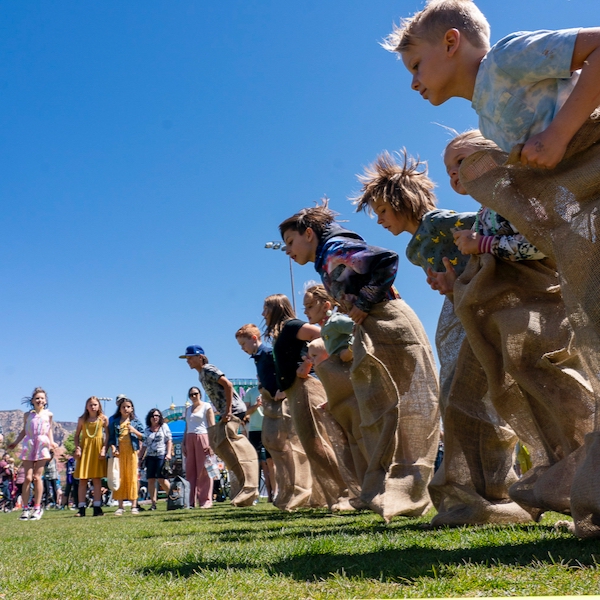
453 253 595 517
460 116 600 535
207 417 259 507
315 354 368 497
285 375 350 510
350 298 440 522
430 306 533 526
260 390 313 511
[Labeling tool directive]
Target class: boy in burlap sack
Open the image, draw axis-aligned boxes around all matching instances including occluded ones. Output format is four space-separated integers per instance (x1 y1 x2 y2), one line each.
279 203 440 522
353 149 533 526
386 0 600 535
235 324 314 511
180 345 259 507
429 130 595 520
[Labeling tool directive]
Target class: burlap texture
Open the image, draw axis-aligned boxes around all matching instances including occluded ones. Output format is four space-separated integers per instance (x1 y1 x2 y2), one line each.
453 253 595 516
207 417 259 507
285 375 350 510
260 390 313 511
460 115 600 535
315 354 368 497
350 298 440 522
430 308 533 526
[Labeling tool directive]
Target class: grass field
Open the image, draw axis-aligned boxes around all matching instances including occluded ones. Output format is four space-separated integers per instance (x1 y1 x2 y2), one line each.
1 501 600 599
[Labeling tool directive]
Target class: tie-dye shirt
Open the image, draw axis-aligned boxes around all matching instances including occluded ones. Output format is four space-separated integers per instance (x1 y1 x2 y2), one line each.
472 29 579 152
314 224 399 313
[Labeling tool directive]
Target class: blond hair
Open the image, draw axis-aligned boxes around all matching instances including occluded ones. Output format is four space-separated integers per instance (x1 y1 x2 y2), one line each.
304 284 340 309
383 0 490 53
446 129 501 155
235 324 262 340
307 338 328 359
263 294 296 341
353 149 437 221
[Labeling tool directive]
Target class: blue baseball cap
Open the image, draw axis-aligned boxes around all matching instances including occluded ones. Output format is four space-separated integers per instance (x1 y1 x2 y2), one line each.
179 345 205 358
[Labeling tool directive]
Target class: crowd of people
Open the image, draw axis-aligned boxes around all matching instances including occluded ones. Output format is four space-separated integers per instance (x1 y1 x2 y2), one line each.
3 0 600 538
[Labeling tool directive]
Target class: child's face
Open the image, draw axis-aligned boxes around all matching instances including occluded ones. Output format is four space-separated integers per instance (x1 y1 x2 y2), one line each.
237 335 259 356
303 293 329 325
87 398 100 416
32 392 46 410
444 143 476 195
308 347 328 366
283 228 318 265
120 401 133 418
372 198 412 236
401 37 457 106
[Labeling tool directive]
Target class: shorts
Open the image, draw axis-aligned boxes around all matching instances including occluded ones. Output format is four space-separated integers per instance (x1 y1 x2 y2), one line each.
145 455 166 479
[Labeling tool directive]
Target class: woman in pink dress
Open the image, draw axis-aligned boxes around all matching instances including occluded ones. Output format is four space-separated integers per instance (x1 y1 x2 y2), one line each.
8 387 56 521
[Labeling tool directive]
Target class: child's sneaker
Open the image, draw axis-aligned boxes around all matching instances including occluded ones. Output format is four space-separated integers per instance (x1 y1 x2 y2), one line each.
114 508 124 516
19 508 30 520
30 507 44 520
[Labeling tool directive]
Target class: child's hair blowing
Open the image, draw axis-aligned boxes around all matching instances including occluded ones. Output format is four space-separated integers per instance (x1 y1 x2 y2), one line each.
22 387 48 409
263 294 296 341
383 0 490 54
446 129 501 154
235 324 262 340
353 149 437 221
278 199 337 240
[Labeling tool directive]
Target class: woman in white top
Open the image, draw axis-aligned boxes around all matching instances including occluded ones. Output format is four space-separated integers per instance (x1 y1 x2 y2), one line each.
183 386 215 508
140 409 173 511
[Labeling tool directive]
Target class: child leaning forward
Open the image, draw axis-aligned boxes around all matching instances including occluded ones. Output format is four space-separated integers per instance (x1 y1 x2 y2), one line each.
279 202 440 522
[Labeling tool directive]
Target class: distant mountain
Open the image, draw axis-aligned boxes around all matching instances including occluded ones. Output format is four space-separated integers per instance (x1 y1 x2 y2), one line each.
0 410 77 446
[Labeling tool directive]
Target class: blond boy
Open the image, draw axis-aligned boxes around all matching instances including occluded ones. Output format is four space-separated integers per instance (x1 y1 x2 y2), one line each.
385 0 600 169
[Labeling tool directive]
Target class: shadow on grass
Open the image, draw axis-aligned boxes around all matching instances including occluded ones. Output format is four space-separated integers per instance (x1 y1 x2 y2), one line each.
139 533 600 582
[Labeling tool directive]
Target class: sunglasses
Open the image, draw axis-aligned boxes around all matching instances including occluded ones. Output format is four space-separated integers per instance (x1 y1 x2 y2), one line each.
189 392 200 397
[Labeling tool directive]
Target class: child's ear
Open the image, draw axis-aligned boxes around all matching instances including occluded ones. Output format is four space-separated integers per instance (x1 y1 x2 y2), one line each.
306 227 315 241
444 28 461 56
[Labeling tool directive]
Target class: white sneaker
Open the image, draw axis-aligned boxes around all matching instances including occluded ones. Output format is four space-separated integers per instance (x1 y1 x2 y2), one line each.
19 508 30 520
114 508 124 516
30 508 44 521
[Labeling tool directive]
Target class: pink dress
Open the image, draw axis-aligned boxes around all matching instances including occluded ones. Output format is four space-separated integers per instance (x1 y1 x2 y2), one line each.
20 410 52 462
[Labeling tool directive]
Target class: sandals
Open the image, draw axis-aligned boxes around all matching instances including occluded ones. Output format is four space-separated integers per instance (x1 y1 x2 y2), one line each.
114 508 124 516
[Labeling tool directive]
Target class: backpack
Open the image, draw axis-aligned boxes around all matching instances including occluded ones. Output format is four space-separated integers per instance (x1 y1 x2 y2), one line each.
167 475 190 511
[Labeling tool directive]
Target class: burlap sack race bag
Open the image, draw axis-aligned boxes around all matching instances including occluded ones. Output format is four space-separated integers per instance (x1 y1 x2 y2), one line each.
315 354 368 498
429 330 533 526
207 417 259 507
350 298 440 522
453 253 595 517
260 390 313 511
285 375 351 510
459 115 600 534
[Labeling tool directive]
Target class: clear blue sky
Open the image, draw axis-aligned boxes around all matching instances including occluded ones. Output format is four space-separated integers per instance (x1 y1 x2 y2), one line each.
0 0 595 421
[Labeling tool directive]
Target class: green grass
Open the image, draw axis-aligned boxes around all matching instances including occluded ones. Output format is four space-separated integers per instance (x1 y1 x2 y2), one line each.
1 502 600 599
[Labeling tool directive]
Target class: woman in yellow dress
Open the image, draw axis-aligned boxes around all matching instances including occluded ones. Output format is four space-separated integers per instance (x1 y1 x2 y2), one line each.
106 397 145 515
74 396 108 517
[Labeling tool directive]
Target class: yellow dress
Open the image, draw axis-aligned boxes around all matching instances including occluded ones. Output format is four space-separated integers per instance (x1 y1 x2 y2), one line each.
112 420 138 501
74 419 107 479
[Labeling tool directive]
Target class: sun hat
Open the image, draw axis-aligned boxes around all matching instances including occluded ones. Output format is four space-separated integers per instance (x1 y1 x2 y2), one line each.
179 345 205 359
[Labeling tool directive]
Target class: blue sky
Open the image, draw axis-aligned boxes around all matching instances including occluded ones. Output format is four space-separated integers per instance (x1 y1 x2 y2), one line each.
0 0 595 422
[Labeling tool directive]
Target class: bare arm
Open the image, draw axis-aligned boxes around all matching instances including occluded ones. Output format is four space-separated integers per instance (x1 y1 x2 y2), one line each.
522 27 600 168
74 418 83 458
206 407 215 427
7 414 28 449
296 323 321 342
218 376 235 421
48 412 57 449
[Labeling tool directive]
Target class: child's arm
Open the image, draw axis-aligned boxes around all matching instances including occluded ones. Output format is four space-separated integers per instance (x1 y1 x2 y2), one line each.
7 414 28 449
426 258 457 296
522 27 600 168
217 375 236 421
296 323 321 342
99 416 107 458
48 412 57 449
74 418 83 458
296 356 313 379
